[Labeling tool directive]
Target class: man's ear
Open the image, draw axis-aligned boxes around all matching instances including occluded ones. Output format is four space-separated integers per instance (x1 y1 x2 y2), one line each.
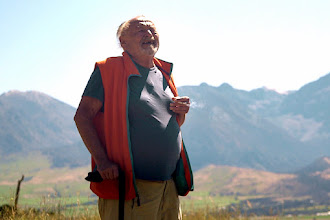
119 36 127 48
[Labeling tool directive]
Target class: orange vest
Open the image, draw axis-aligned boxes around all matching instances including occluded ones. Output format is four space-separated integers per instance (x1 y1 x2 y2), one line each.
91 52 193 200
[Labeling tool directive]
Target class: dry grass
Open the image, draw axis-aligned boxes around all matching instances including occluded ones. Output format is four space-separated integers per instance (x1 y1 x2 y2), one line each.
0 203 100 220
0 202 286 220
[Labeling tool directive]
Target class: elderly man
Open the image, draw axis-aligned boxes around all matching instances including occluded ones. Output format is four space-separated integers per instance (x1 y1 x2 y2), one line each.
74 16 193 220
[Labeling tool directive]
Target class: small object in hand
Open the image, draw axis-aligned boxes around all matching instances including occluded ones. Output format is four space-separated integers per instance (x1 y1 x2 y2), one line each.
85 170 103 182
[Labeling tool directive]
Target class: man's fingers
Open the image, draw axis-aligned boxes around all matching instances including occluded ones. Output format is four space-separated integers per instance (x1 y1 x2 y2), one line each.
98 165 119 180
112 167 119 179
170 101 190 114
99 171 107 180
171 105 189 110
172 96 190 104
170 102 190 108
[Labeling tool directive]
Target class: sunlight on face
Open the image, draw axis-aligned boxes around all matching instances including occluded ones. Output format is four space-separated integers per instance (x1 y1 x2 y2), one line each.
120 18 159 58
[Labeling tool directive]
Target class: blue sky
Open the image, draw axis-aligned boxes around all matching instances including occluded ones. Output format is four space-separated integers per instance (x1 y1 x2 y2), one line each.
1 0 330 107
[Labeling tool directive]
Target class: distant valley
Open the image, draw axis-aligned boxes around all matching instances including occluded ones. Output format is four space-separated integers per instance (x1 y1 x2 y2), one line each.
193 156 330 201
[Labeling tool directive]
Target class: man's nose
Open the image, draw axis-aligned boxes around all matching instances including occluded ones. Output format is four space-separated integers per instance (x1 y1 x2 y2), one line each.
146 30 153 36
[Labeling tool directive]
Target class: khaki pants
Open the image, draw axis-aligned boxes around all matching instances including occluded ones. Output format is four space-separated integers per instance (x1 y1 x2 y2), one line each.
98 179 182 220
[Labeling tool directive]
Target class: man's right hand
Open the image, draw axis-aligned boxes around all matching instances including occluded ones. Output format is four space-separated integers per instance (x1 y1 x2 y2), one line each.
97 160 120 180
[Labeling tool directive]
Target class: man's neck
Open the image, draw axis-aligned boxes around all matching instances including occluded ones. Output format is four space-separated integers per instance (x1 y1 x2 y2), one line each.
129 54 154 68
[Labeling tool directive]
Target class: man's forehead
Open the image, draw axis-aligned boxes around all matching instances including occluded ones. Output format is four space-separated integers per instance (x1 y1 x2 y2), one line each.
130 19 155 28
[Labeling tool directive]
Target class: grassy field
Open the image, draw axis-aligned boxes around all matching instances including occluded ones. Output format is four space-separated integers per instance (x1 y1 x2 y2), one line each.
1 187 330 220
180 190 239 211
1 179 330 219
1 158 329 219
1 199 330 219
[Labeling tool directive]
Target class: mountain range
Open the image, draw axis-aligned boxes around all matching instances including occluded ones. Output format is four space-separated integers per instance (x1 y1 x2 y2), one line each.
0 90 89 168
179 73 330 172
0 73 329 174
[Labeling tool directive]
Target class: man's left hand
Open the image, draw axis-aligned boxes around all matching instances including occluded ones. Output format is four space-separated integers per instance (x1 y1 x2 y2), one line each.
170 96 190 114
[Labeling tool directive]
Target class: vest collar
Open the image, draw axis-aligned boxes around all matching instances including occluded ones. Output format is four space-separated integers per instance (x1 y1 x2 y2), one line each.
122 52 141 77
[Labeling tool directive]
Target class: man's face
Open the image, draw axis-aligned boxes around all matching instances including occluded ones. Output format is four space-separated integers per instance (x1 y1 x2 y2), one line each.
121 19 159 59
